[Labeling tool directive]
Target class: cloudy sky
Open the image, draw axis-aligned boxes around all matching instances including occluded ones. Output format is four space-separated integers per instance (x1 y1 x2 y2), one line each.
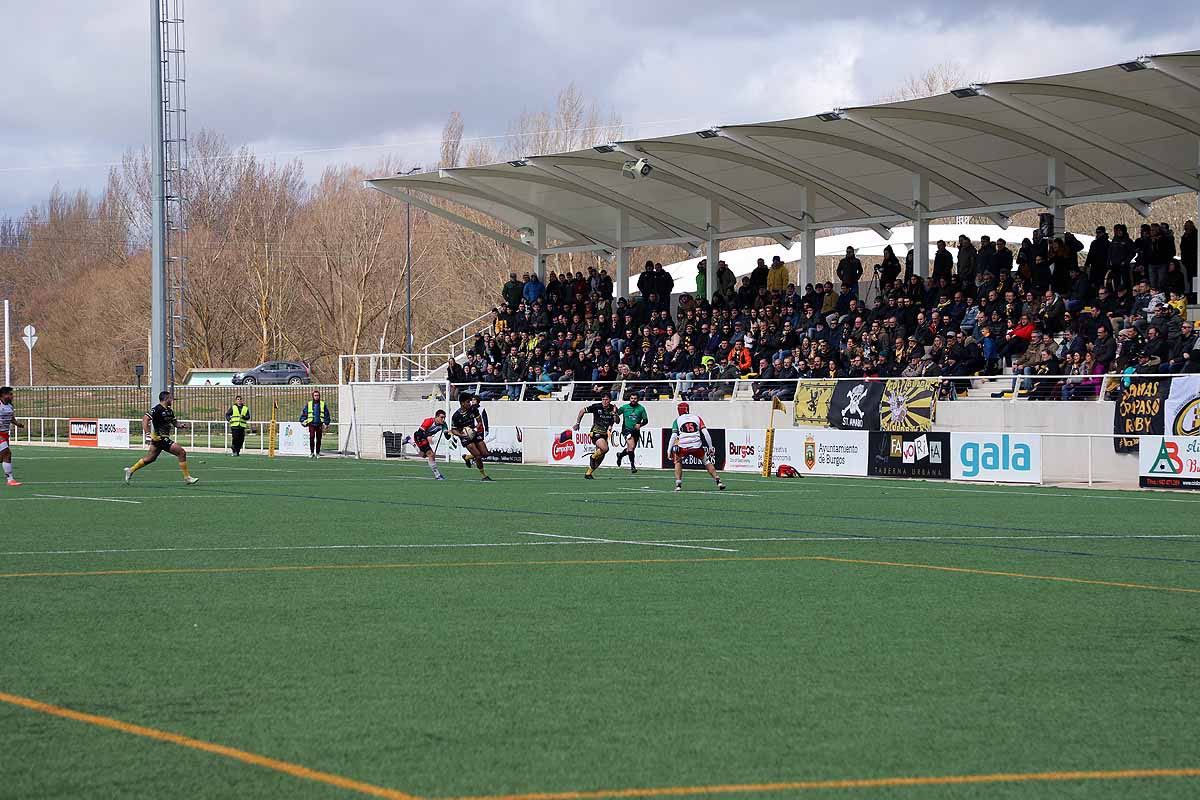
3 0 1199 218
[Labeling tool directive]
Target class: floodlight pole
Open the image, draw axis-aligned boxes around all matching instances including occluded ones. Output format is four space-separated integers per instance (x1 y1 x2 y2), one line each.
398 165 421 381
3 299 9 387
149 0 169 401
405 199 412 380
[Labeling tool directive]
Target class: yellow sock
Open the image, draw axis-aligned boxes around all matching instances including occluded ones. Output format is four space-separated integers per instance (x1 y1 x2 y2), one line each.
129 459 147 475
179 461 191 479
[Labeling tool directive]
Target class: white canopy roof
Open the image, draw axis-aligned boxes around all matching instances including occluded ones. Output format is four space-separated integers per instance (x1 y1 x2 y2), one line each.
368 52 1200 254
646 224 1095 296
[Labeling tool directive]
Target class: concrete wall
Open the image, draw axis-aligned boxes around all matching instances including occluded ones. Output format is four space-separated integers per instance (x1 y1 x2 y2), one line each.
339 384 1137 484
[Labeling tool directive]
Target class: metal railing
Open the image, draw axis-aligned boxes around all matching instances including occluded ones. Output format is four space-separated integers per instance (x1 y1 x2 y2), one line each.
419 309 494 364
423 371 1190 403
340 311 496 383
339 354 453 384
11 417 339 453
11 385 338 422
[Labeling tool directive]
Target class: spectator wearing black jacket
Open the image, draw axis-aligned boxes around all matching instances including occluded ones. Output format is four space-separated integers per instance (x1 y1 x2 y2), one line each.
1085 227 1110 287
836 247 863 296
1182 220 1197 303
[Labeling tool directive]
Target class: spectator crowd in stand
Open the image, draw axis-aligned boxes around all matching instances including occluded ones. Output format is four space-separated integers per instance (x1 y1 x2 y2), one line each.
447 219 1198 402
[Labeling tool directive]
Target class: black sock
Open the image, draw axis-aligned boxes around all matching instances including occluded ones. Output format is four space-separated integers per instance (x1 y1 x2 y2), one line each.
628 451 636 467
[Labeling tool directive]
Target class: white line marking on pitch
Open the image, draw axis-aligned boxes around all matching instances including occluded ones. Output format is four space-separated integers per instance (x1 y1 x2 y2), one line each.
517 531 737 553
29 494 142 504
0 541 603 557
653 534 1200 543
14 495 244 502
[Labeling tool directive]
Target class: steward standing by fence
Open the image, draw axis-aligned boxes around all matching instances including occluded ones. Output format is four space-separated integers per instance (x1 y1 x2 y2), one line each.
299 390 331 458
225 395 250 456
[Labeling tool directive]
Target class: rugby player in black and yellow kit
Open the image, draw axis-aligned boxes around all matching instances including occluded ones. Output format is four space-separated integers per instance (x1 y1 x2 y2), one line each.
124 390 199 485
573 393 619 479
450 394 492 481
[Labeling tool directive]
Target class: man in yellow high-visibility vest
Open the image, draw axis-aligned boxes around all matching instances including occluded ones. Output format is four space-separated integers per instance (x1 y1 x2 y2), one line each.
225 394 251 456
299 390 331 458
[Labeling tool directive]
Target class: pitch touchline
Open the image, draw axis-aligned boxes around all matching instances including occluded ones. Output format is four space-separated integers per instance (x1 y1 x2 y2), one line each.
0 690 418 800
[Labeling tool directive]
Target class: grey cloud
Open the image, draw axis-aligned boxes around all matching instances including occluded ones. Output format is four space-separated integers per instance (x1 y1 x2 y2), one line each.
2 0 1198 217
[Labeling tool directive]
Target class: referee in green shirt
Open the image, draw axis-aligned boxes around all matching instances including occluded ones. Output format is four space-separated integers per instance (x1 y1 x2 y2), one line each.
614 392 650 473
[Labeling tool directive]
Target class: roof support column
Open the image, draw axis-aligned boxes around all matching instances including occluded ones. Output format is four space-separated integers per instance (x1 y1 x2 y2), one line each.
706 199 719 303
798 186 816 290
616 210 630 300
1047 158 1066 238
533 219 546 281
912 174 929 278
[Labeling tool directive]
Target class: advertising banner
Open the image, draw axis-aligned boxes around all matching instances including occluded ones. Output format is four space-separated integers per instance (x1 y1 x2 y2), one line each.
97 418 130 449
277 421 311 456
867 431 951 479
546 426 658 467
547 429 593 466
879 379 937 432
828 380 883 430
724 428 768 473
950 433 1041 484
774 428 869 477
1164 374 1200 437
68 418 98 447
1139 436 1200 490
481 426 524 464
793 380 835 427
1113 377 1166 452
659 427 727 470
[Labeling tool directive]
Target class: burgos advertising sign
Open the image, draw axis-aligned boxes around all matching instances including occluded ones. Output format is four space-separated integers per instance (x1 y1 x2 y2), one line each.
950 433 1041 484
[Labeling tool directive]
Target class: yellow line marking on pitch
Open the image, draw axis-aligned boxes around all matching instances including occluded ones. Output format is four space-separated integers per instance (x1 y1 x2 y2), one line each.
437 768 1200 800
1 555 1198 595
805 555 1200 595
0 690 419 800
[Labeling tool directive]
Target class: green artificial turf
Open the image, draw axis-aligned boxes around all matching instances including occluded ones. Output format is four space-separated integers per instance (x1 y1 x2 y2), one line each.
2 445 1198 799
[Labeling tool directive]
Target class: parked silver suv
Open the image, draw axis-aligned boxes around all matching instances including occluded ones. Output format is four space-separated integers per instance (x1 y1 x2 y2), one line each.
232 361 312 385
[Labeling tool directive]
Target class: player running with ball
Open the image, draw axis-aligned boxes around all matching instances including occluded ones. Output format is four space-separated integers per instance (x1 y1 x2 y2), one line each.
614 391 648 474
451 394 492 481
668 401 726 492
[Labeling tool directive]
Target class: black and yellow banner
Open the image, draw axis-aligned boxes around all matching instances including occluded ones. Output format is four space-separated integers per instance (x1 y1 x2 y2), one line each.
793 380 835 427
1113 377 1166 453
878 379 937 432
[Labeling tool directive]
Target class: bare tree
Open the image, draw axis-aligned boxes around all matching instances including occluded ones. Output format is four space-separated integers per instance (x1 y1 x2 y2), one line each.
440 111 464 169
879 61 983 103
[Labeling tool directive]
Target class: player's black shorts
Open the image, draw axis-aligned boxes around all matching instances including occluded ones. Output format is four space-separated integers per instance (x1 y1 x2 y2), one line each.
414 436 433 455
151 437 175 451
621 428 640 445
458 432 485 447
590 431 610 445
